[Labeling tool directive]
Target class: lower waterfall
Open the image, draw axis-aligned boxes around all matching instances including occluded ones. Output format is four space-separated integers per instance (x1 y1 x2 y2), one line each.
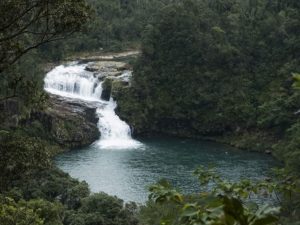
44 62 142 149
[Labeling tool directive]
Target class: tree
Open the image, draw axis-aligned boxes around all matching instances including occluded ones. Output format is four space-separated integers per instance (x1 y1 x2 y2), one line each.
64 192 139 225
0 133 52 190
0 196 44 225
0 195 66 225
0 0 91 73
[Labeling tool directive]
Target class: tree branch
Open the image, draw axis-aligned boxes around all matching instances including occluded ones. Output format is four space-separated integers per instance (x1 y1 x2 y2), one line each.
0 5 45 42
0 2 40 32
2 31 76 70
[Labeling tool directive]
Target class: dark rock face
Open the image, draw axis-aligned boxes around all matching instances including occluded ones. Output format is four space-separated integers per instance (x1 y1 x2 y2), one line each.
0 95 100 150
85 66 99 72
101 79 113 101
29 95 100 149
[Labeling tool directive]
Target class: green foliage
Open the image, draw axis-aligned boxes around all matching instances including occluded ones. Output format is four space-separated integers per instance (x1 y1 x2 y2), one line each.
64 193 138 225
0 194 67 225
141 167 285 225
0 196 44 225
120 0 299 133
1 167 140 225
1 0 300 224
0 0 91 131
114 0 300 173
25 199 65 225
179 197 279 225
7 168 90 209
274 120 300 172
0 1 145 225
0 132 52 190
141 166 300 225
139 200 181 225
52 0 175 54
149 179 183 204
292 73 300 89
0 51 48 128
0 0 91 72
268 168 300 218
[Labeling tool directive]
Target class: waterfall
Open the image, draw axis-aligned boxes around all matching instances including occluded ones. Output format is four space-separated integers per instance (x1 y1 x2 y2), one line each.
44 62 142 149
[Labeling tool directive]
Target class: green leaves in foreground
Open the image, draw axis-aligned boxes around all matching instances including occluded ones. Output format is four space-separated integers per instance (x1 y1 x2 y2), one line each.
180 196 279 225
149 179 183 204
147 166 281 225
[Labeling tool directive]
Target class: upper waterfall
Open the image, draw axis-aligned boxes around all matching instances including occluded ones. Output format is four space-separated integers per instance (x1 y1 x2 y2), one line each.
44 62 142 149
44 63 102 100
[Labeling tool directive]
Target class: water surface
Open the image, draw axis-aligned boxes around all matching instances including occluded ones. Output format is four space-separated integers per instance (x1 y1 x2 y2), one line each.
55 137 276 203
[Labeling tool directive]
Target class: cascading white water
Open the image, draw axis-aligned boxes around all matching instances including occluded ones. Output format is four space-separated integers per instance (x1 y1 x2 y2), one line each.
44 63 102 100
44 62 142 149
96 100 139 149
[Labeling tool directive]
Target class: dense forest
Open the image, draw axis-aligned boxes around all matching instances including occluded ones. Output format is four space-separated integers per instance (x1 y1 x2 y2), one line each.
115 0 300 172
0 0 300 225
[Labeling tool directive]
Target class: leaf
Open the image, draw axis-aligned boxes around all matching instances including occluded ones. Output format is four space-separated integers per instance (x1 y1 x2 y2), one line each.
250 205 280 225
251 216 278 225
181 204 199 217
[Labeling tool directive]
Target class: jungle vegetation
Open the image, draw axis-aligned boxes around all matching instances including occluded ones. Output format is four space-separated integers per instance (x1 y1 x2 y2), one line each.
115 0 300 173
0 0 300 225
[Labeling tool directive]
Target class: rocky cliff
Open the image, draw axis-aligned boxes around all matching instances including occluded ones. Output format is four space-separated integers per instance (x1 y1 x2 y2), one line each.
26 95 100 149
1 96 100 150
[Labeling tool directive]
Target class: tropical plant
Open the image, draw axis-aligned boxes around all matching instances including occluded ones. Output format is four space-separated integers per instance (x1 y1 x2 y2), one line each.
143 166 283 225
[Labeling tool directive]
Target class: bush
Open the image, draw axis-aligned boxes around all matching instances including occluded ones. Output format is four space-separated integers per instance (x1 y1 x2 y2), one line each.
0 132 51 190
65 193 138 225
0 195 68 225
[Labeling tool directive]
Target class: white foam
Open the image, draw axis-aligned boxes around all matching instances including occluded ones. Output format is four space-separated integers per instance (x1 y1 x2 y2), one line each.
44 63 142 149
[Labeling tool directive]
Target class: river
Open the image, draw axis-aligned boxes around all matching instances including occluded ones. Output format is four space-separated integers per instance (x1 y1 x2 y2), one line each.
45 62 276 203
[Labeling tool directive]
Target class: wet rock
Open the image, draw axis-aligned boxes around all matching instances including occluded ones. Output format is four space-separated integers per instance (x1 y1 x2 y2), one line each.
69 50 140 62
265 150 272 155
86 61 128 86
101 78 113 101
85 66 98 72
97 74 107 81
85 61 128 74
29 94 100 149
